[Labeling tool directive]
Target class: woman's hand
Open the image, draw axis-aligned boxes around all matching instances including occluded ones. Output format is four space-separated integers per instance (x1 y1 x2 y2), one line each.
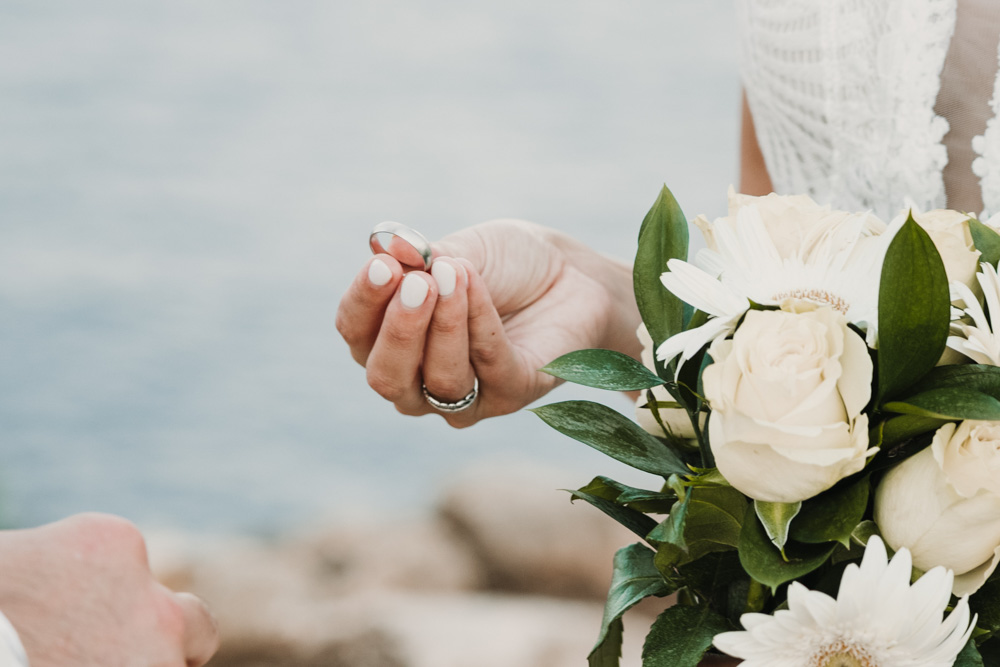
336 219 640 427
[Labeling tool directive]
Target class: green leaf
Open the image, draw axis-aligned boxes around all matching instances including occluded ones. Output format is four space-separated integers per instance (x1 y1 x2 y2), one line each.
568 489 659 540
589 543 673 667
970 217 1000 268
883 387 1000 420
652 486 746 571
541 349 665 391
531 401 689 477
738 504 836 593
850 520 882 547
876 215 950 404
634 186 690 367
879 414 950 448
640 605 730 667
754 500 801 555
913 364 1000 399
577 475 678 514
790 475 870 547
955 638 985 667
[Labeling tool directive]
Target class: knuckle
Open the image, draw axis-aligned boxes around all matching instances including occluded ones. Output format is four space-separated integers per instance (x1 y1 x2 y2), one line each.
366 368 406 402
428 314 463 338
68 513 148 562
470 343 503 368
380 317 423 348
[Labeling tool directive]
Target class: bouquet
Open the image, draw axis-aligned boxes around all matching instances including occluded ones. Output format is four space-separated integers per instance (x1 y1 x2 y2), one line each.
532 186 1000 666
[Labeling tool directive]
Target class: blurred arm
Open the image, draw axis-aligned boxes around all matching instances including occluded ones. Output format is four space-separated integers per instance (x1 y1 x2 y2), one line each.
739 90 774 196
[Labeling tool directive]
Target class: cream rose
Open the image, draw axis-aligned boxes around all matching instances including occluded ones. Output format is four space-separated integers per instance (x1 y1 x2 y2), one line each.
634 324 699 439
875 420 1000 596
702 302 875 503
694 188 886 261
897 208 981 291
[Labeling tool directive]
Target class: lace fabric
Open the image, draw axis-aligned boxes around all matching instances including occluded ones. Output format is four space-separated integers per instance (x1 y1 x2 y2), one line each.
739 0 1000 219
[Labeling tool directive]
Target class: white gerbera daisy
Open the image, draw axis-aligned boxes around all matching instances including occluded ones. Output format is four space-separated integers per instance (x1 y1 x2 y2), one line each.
713 536 975 667
948 262 1000 365
657 203 889 368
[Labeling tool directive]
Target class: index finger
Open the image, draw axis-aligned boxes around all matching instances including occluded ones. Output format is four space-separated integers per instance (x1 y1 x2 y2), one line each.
336 254 405 366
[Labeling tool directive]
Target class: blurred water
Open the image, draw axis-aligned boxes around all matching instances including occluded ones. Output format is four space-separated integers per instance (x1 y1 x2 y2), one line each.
0 1 739 534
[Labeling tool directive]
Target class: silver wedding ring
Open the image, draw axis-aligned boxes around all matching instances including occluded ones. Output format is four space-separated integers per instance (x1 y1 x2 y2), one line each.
369 221 433 271
422 378 479 413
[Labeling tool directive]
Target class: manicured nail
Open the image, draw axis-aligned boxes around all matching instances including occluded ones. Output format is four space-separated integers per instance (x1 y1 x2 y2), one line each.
431 259 458 297
400 273 429 309
368 258 392 286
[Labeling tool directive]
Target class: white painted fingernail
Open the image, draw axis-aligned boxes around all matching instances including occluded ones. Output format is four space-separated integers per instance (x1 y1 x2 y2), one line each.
368 258 392 286
400 273 429 309
431 260 457 297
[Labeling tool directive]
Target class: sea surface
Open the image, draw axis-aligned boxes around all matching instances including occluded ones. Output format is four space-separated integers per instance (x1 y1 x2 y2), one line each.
0 1 739 535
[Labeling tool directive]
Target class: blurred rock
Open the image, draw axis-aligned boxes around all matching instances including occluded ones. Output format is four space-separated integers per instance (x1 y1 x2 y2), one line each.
148 461 660 666
436 462 640 599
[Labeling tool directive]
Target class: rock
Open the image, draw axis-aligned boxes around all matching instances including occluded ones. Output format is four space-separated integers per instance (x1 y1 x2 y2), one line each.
436 461 640 599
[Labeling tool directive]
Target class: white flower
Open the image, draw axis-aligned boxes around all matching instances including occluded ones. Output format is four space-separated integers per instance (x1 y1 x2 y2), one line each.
948 262 1000 365
703 302 875 503
897 208 981 292
634 324 700 438
875 420 1000 596
713 536 976 667
657 192 887 368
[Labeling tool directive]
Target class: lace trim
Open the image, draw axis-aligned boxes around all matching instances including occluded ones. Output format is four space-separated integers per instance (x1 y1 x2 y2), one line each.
740 0 956 220
973 38 1000 217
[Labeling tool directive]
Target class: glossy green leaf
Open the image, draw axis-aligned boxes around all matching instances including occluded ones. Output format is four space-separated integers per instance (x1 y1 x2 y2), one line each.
955 638 985 667
970 217 1000 268
879 414 949 448
876 215 950 404
850 520 881 547
754 500 801 554
640 605 730 667
883 387 1000 420
912 364 1000 398
589 543 673 667
531 401 689 477
634 186 689 371
790 475 870 547
568 489 659 540
541 349 665 391
738 505 836 593
577 476 678 514
652 486 746 571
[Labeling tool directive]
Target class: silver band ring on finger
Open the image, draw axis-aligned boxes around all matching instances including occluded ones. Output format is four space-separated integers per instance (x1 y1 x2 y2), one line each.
370 221 433 271
423 378 479 413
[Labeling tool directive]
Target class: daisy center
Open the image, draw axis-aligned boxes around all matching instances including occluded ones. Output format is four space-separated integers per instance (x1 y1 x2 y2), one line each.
810 640 876 667
772 288 850 314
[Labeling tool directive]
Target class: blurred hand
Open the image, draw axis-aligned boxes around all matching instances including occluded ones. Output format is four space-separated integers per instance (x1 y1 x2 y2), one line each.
337 219 640 427
0 513 219 667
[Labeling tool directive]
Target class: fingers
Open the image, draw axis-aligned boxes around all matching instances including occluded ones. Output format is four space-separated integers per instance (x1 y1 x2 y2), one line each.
175 592 219 667
365 271 439 414
422 258 476 404
336 254 404 366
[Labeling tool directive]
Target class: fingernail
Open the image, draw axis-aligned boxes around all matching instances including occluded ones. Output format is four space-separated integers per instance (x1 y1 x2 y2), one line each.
368 258 392 286
431 260 457 297
400 273 429 309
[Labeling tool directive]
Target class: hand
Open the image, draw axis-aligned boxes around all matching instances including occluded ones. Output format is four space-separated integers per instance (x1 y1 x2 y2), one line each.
0 513 219 667
337 219 641 427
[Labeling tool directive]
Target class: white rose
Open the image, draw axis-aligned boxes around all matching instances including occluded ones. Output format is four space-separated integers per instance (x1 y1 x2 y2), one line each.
634 324 700 439
702 302 875 502
874 420 1000 596
896 208 980 291
694 188 886 260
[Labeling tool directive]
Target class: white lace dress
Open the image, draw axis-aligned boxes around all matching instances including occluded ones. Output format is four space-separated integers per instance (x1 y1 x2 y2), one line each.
738 0 1000 219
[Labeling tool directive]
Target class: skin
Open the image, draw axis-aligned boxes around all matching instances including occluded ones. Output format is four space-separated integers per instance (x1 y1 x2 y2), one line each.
0 513 219 667
338 93 772 428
